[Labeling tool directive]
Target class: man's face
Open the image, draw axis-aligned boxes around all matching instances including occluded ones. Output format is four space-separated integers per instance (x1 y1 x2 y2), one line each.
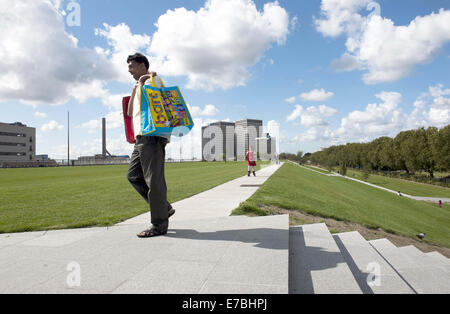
128 60 146 81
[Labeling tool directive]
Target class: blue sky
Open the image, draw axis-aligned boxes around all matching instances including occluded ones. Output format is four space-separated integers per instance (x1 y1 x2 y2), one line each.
0 0 449 160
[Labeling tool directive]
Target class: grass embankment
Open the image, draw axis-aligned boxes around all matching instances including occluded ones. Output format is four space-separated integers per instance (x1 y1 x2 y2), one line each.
232 162 450 248
344 168 450 198
0 161 265 233
300 163 332 174
310 164 450 198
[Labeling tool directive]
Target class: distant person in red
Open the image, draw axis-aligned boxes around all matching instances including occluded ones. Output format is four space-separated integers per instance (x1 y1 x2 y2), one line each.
438 200 442 208
246 147 256 177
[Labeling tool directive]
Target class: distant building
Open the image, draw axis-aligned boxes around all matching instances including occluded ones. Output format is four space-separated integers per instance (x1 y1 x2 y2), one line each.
36 154 49 161
256 133 276 160
73 155 130 166
202 119 266 161
202 121 236 161
0 122 36 163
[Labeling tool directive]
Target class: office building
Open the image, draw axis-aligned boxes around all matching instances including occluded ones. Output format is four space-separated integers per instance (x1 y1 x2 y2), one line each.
234 119 262 160
202 121 235 161
0 122 36 163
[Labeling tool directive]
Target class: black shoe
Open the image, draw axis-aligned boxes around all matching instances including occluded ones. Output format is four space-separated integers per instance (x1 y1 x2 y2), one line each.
168 208 175 218
137 228 167 238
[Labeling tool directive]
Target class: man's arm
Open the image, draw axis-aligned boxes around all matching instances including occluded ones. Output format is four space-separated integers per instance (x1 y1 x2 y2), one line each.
138 72 158 86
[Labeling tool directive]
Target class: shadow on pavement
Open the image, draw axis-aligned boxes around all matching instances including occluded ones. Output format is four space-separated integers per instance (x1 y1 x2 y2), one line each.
166 228 288 250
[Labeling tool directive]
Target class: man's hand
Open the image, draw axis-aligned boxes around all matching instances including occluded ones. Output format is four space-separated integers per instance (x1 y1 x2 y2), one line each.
138 72 157 85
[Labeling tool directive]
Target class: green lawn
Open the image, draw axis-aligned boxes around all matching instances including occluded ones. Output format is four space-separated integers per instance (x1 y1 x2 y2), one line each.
232 162 450 248
0 161 265 233
306 164 450 198
300 164 332 174
343 168 450 198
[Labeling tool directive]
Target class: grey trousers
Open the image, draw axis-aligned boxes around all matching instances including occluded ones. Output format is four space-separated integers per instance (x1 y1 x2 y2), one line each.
127 136 171 232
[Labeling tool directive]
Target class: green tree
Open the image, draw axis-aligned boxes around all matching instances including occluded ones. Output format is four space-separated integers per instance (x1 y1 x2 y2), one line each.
394 130 414 173
340 162 347 176
378 137 395 170
296 150 303 163
428 125 450 171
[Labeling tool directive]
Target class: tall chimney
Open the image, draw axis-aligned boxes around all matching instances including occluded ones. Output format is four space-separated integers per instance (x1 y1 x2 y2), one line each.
102 118 106 157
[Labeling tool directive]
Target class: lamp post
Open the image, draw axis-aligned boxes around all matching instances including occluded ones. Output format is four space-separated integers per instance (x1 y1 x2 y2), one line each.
67 111 70 166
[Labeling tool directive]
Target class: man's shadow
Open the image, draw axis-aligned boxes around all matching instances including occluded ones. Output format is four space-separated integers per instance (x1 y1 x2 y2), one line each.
289 226 374 294
166 228 288 250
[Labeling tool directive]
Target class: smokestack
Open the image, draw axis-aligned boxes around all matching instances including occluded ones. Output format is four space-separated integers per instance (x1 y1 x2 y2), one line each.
102 117 112 158
102 118 106 157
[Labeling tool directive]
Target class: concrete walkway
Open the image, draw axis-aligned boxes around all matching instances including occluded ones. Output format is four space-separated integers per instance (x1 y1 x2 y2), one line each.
0 163 286 294
118 163 283 225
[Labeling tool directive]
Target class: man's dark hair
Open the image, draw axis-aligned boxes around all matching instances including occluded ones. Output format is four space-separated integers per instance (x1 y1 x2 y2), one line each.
127 53 149 70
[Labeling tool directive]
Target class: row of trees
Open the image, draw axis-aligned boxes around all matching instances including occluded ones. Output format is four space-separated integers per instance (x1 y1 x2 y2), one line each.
278 151 307 163
306 125 449 178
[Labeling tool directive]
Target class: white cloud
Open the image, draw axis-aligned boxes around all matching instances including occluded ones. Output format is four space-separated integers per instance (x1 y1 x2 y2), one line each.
200 117 231 127
337 91 404 138
76 111 124 134
0 0 118 105
314 0 371 37
298 126 333 143
41 120 64 132
286 105 303 122
429 84 450 98
94 23 151 83
189 104 220 117
296 85 450 147
76 119 101 133
34 112 48 118
300 105 338 127
316 1 450 84
409 84 450 128
148 0 292 91
285 96 296 104
300 88 334 101
318 104 338 117
201 104 220 116
68 80 124 110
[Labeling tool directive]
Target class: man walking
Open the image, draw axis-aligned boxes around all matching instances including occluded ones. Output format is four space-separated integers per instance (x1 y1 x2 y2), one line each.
126 53 174 238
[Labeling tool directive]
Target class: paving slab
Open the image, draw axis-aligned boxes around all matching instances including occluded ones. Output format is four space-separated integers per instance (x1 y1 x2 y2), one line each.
369 239 450 294
0 214 289 294
333 232 414 294
289 223 362 294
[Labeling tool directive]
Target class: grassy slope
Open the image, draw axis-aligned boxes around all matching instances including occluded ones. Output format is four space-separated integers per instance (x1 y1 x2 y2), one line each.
233 163 450 248
0 161 263 233
344 168 450 198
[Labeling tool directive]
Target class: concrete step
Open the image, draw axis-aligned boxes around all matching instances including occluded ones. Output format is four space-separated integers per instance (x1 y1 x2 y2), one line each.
0 214 289 294
369 239 450 294
399 245 450 274
333 232 414 294
426 251 450 267
289 223 362 294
